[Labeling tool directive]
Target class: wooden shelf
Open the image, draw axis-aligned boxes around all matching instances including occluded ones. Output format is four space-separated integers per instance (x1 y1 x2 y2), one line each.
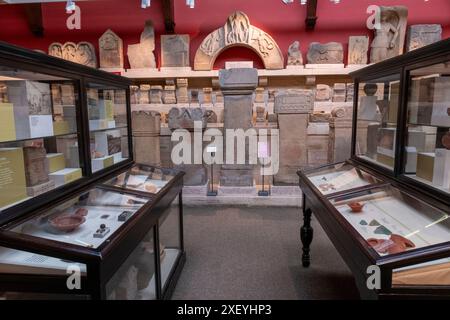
119 65 367 79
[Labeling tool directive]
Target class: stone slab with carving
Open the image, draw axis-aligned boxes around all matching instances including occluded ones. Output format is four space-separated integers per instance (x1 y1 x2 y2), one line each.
194 12 283 70
99 29 124 69
348 36 369 65
168 107 207 131
306 42 344 64
49 42 97 68
315 84 332 102
370 6 408 63
161 34 190 68
127 20 156 69
287 41 303 66
407 24 442 52
274 89 314 114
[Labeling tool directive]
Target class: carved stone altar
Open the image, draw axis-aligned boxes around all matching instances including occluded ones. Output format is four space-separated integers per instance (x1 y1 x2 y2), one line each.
274 89 314 185
219 68 258 186
161 35 190 68
287 41 303 67
370 6 408 63
407 24 442 52
99 29 124 69
194 12 284 70
132 111 161 166
49 42 97 68
127 20 156 69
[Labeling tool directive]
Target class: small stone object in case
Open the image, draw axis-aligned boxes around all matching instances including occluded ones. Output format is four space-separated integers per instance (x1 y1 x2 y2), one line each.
94 224 110 238
118 211 134 222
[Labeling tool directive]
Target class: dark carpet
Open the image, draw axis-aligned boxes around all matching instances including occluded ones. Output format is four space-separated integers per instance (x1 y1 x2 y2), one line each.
172 206 360 300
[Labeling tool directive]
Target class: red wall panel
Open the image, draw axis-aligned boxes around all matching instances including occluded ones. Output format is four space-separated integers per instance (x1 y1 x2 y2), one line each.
0 0 448 69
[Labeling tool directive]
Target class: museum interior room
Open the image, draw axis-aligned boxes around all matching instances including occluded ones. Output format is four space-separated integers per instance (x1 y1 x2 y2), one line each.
0 0 448 301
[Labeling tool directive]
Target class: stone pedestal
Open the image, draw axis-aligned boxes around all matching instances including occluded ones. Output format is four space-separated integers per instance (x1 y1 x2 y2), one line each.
176 78 189 104
274 89 314 185
132 111 161 166
328 103 353 163
219 68 258 187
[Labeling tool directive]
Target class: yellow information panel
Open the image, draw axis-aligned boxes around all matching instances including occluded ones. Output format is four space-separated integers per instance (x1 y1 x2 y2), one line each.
0 103 16 142
0 148 27 208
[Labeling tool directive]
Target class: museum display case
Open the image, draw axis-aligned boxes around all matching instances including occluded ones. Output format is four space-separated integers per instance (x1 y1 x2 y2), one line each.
0 42 185 299
298 39 450 299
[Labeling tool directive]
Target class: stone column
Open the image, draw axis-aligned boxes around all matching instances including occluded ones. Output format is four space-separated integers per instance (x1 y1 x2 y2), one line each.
328 104 354 163
132 111 161 166
274 89 314 185
219 68 258 187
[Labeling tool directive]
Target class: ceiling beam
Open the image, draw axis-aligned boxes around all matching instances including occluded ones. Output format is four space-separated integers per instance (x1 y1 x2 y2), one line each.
161 0 175 34
305 0 318 30
23 3 44 37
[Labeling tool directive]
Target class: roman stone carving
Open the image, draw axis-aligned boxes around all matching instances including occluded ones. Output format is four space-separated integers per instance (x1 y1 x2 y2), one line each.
130 86 139 104
190 90 199 104
307 42 344 64
255 106 266 123
132 111 161 166
162 85 177 104
150 85 163 104
274 89 314 114
202 87 213 105
332 83 347 102
127 20 156 69
99 29 124 69
370 6 408 63
214 91 223 104
346 83 355 102
287 41 303 66
49 42 97 68
168 107 207 130
348 36 369 65
205 110 218 123
407 24 442 52
139 85 150 104
194 11 284 70
255 87 265 103
161 35 190 67
176 78 189 104
315 84 332 102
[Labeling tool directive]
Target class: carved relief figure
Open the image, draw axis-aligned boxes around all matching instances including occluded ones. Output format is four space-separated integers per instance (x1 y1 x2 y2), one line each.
407 24 442 51
287 41 303 66
50 42 97 68
307 42 344 64
200 29 222 57
62 42 77 62
225 11 250 45
128 20 156 69
99 29 124 68
370 6 408 63
348 36 368 65
251 30 274 58
77 42 96 68
48 43 63 58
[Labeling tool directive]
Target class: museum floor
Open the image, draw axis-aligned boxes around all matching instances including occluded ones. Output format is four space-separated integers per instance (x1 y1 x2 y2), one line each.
172 206 360 300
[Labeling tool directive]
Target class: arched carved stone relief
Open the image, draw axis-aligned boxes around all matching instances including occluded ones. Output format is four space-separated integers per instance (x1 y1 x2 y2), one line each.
194 11 284 70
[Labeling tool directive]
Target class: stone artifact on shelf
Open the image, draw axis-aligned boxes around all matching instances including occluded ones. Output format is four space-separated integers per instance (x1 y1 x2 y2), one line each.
254 87 265 104
49 42 97 68
407 24 442 52
328 104 353 163
202 87 213 105
139 85 150 104
150 85 163 104
370 6 408 63
23 145 50 187
268 90 276 103
127 20 156 69
176 78 189 104
99 29 124 69
274 89 314 184
315 84 332 102
205 110 218 124
219 68 258 187
255 106 266 123
161 34 190 68
306 42 344 64
348 36 369 65
346 83 355 102
287 41 303 67
132 111 161 166
194 11 284 70
168 107 207 130
332 83 347 102
310 111 331 122
162 85 177 104
190 89 199 105
214 90 223 104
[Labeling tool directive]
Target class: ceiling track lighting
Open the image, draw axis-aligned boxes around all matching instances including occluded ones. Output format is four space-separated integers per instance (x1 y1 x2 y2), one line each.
283 0 341 4
186 0 195 8
66 0 75 13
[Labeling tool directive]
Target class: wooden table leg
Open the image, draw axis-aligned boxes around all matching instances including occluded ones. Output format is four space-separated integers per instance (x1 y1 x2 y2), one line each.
301 196 313 267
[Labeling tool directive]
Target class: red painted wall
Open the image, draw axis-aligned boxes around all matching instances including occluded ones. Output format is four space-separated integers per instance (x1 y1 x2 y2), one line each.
0 0 449 69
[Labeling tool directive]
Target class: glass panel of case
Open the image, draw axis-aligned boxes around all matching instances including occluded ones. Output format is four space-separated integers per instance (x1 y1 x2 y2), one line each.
6 187 148 249
330 185 450 257
355 74 401 170
103 164 176 194
86 83 129 173
392 257 450 287
403 61 450 195
106 228 157 300
305 162 381 195
0 67 83 212
158 198 181 293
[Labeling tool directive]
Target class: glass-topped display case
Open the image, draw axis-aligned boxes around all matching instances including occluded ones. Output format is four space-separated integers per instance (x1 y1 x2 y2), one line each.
0 42 185 300
298 39 450 299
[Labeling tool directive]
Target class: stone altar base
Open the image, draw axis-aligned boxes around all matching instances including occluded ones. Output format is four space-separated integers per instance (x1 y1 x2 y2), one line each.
218 185 257 196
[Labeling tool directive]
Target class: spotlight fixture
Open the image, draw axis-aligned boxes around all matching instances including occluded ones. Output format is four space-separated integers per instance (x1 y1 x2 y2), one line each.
186 0 195 8
66 0 75 13
141 0 151 9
